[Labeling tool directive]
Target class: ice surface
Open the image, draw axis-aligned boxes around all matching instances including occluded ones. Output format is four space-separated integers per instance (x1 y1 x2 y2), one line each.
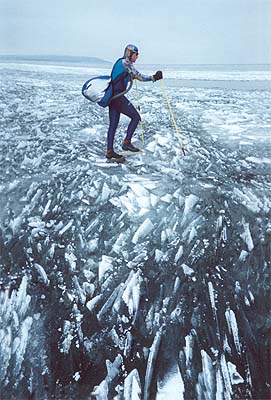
33 263 50 286
122 270 142 320
156 363 184 399
240 220 254 252
132 218 154 244
65 248 77 272
227 361 244 385
246 156 271 164
180 194 199 227
220 354 233 399
123 369 142 400
59 220 74 236
101 182 111 202
13 316 33 378
200 350 215 398
225 308 241 355
0 60 270 400
61 320 73 354
174 244 184 262
86 294 103 312
144 328 163 400
92 354 123 399
208 281 216 312
99 255 113 282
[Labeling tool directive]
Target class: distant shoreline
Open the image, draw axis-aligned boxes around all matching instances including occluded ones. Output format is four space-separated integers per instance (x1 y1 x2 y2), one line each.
0 55 270 69
0 54 111 65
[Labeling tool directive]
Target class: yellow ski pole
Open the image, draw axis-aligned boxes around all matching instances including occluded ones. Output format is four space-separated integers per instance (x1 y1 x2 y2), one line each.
160 79 186 155
135 80 145 145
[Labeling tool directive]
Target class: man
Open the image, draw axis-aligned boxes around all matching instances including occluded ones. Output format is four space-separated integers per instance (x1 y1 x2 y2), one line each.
105 44 163 161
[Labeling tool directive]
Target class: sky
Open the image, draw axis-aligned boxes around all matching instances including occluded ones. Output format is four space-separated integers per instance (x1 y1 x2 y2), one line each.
0 0 270 64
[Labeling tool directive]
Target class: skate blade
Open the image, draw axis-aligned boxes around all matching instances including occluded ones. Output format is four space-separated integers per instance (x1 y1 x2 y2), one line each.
106 157 126 164
119 150 144 156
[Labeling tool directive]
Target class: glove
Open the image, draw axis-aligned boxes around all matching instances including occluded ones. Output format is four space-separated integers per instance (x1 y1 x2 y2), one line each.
153 70 163 81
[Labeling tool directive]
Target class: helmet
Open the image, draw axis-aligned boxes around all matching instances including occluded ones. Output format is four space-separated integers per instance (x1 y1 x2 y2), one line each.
123 44 139 59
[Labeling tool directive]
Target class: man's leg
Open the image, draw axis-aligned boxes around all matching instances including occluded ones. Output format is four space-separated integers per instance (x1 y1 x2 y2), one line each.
117 96 140 143
107 104 120 152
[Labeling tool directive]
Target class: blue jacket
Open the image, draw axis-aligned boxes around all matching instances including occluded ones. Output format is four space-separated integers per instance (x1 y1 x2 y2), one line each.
98 57 153 107
111 57 153 96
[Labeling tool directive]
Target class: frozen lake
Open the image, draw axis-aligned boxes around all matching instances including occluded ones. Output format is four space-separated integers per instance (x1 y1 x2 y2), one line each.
0 60 270 400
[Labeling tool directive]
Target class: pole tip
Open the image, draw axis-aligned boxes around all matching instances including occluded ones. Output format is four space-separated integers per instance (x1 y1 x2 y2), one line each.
182 148 186 156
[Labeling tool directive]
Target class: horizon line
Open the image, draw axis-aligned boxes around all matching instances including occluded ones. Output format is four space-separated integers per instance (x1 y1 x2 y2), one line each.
0 54 270 66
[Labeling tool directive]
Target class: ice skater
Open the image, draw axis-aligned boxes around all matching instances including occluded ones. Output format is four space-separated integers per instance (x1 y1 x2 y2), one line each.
105 44 163 161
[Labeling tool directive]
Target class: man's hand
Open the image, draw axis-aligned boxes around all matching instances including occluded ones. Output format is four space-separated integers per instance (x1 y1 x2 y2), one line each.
153 71 163 81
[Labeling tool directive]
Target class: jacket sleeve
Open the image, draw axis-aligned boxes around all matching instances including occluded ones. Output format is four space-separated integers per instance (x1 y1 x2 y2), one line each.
123 59 154 82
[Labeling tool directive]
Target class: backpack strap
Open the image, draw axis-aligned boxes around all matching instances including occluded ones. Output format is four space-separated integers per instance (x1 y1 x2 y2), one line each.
97 59 133 107
110 58 133 101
